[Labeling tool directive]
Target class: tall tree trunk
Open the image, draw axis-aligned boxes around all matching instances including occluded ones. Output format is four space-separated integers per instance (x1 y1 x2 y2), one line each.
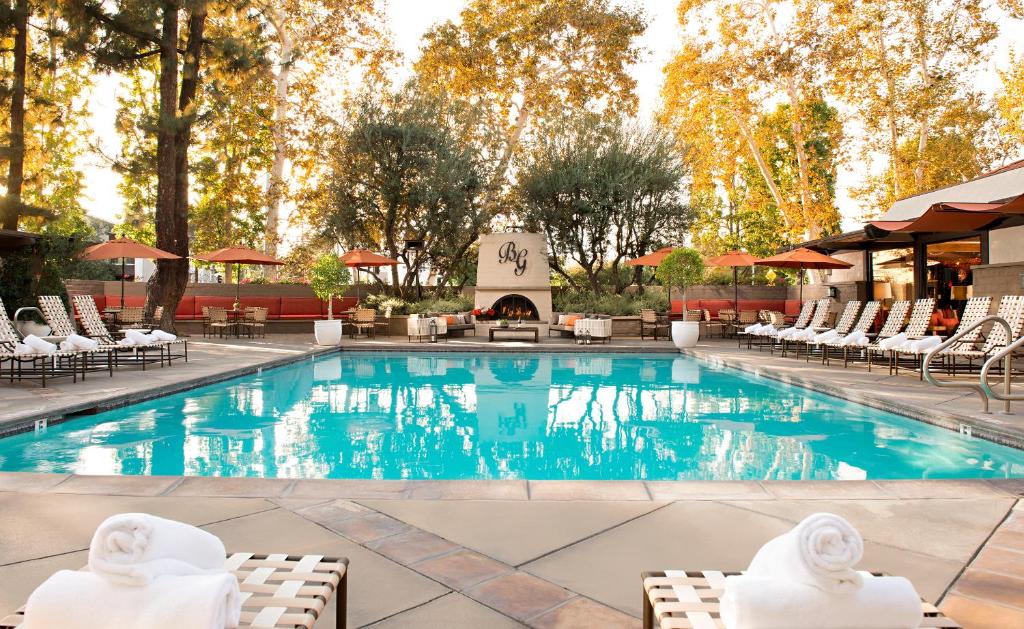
484 96 530 214
148 1 208 331
1 0 28 231
782 78 815 240
731 107 793 231
265 7 292 277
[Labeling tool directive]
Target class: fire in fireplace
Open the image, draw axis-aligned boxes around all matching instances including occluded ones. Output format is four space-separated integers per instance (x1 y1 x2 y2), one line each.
491 294 540 320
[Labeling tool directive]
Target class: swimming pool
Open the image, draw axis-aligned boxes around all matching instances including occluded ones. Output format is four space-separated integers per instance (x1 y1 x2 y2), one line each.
2 352 1023 480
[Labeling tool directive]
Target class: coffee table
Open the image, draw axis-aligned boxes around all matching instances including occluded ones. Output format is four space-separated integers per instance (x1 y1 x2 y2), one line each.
488 325 539 342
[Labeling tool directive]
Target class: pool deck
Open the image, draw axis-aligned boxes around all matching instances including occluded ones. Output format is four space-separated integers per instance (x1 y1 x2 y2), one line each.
3 333 1024 626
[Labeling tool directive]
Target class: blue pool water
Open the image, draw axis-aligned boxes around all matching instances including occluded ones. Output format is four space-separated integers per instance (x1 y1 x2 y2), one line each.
2 352 1023 480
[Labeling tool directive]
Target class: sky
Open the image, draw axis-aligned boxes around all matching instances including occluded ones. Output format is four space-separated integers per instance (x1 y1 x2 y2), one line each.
78 0 1020 239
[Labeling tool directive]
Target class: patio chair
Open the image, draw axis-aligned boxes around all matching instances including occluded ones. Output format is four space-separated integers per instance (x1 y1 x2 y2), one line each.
72 295 177 370
778 299 831 357
640 309 669 340
640 570 960 629
39 295 120 376
350 308 378 339
701 309 727 338
863 299 918 371
0 297 83 386
717 309 737 337
935 294 1024 375
821 300 881 366
743 303 815 350
208 307 235 338
238 307 269 339
891 296 992 378
732 310 763 346
118 306 147 329
201 306 212 337
0 553 349 629
798 300 861 361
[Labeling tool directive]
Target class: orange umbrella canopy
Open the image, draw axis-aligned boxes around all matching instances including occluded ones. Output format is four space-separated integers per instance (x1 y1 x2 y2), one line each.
626 246 675 267
339 249 399 267
195 246 284 265
706 250 759 267
81 237 180 261
755 247 853 270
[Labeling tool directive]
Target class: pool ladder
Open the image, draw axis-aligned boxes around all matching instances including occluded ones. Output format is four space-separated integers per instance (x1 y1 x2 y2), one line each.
922 315 1024 414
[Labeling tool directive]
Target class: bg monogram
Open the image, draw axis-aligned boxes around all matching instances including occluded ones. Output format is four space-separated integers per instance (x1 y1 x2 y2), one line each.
498 241 528 276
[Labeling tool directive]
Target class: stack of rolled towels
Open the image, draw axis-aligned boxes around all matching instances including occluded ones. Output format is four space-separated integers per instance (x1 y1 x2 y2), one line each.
13 334 57 355
60 333 100 352
22 513 241 629
875 333 943 354
721 513 923 629
119 329 177 347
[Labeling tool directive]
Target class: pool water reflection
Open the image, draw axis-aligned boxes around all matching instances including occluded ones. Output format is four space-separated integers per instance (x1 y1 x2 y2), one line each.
2 352 1023 480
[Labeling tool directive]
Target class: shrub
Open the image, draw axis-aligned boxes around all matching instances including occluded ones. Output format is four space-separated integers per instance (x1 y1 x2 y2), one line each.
407 295 474 314
364 293 408 315
656 248 704 304
309 255 351 318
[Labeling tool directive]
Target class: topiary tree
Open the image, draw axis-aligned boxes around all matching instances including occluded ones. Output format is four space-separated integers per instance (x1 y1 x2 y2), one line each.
655 248 704 319
309 255 351 319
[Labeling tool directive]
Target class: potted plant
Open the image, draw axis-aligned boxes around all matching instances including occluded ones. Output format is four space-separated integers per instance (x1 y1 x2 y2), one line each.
656 248 705 349
310 254 351 346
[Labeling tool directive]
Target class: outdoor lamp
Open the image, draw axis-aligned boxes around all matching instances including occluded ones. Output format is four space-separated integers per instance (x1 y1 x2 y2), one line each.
428 318 438 343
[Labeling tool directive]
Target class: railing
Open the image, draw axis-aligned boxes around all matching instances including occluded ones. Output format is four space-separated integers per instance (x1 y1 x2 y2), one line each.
979 334 1024 414
922 315 1012 414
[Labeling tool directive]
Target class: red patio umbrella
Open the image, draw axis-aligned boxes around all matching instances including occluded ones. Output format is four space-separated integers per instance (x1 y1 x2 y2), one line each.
81 237 181 308
706 250 760 312
195 246 284 306
755 247 853 303
626 247 675 267
340 249 399 300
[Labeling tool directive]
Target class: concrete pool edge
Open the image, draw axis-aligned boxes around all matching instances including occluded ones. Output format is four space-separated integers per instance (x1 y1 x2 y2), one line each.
1 473 1022 501
680 346 1024 451
0 346 340 437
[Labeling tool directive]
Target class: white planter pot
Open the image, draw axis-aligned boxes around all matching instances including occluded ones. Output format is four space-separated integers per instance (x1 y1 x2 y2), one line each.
314 320 343 346
671 320 700 349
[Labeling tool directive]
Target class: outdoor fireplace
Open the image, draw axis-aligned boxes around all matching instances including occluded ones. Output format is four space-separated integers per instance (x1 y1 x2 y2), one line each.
474 232 553 324
491 294 540 320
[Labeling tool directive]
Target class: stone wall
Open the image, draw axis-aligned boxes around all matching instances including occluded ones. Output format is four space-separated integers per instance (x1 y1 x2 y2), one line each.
973 262 1024 301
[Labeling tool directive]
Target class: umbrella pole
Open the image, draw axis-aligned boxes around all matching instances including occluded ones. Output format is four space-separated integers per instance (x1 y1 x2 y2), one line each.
120 257 126 308
733 267 738 312
236 263 241 307
799 267 804 303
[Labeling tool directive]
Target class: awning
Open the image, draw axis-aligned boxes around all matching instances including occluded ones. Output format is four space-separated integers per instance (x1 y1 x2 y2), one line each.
868 197 1024 235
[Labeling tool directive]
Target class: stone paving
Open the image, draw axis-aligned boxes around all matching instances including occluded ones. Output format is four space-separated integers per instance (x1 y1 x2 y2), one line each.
0 475 1022 627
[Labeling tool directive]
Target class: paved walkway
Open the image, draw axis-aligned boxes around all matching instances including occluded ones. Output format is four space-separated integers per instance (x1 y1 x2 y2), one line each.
0 475 1021 627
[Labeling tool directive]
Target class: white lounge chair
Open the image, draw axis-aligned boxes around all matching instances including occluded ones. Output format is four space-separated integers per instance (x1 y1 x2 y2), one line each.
891 296 992 378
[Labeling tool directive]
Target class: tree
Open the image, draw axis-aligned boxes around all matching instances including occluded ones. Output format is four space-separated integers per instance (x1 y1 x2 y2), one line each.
309 254 350 319
663 0 839 242
827 0 999 215
312 88 487 296
64 0 213 330
250 0 393 270
415 0 646 213
518 115 692 294
997 52 1024 145
656 248 704 309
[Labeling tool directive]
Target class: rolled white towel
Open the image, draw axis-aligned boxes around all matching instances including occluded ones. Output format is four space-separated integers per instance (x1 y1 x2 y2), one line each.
777 327 799 340
68 333 100 350
151 329 177 342
89 513 227 586
22 334 57 354
13 343 34 355
720 573 923 629
22 570 241 629
878 332 907 350
118 336 136 347
907 336 943 354
744 323 763 334
757 324 777 337
795 328 817 342
837 330 868 347
126 329 157 346
747 512 864 593
813 329 840 344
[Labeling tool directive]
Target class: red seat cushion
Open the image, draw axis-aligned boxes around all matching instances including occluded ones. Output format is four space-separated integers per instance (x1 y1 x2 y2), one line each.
91 295 106 312
699 300 734 318
106 295 147 308
193 296 236 317
784 300 803 316
670 300 683 314
240 297 282 319
174 296 196 320
281 297 323 319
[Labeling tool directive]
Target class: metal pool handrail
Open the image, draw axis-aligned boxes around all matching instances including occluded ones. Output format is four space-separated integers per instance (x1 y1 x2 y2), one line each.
922 315 1011 414
979 334 1024 415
